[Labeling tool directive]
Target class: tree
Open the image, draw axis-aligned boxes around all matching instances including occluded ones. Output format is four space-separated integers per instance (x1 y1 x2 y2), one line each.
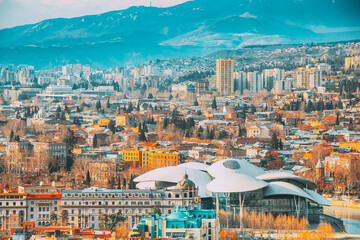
270 132 279 150
211 97 217 109
50 212 57 225
96 99 101 110
106 98 111 108
108 121 116 134
63 129 77 152
139 129 147 142
93 134 98 148
9 130 14 142
86 170 91 186
163 118 169 129
114 221 130 239
148 93 153 99
193 99 199 106
335 112 340 125
152 203 161 215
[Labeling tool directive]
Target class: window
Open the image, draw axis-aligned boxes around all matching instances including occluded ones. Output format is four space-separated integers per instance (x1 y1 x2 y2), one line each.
31 207 34 212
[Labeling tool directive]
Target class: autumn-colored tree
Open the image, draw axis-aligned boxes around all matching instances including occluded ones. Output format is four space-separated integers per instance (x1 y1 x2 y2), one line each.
283 223 334 240
113 221 131 239
220 228 239 240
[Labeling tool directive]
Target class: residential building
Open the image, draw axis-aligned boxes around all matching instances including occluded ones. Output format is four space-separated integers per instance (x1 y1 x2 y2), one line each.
247 71 263 93
295 68 321 89
216 58 234 96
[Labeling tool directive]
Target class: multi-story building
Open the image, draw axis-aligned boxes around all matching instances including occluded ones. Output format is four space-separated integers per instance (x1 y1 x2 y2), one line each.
122 148 180 169
263 68 285 91
5 141 67 173
142 149 180 169
274 78 292 94
247 71 263 93
18 182 72 194
234 71 247 93
295 68 321 89
61 186 197 228
129 206 219 239
116 114 137 127
33 142 67 168
0 193 27 235
216 58 234 96
26 194 61 227
345 55 360 70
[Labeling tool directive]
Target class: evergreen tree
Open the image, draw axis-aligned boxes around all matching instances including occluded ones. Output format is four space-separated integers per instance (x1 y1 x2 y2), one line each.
271 132 279 150
106 98 111 108
193 99 199 106
163 118 169 129
211 97 217 109
336 113 340 125
251 105 256 114
138 129 147 142
148 93 153 99
9 130 14 142
96 100 101 110
93 134 98 148
108 121 116 134
86 170 91 186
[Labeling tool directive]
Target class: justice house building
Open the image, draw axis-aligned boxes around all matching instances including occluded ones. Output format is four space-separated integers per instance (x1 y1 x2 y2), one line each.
133 159 331 227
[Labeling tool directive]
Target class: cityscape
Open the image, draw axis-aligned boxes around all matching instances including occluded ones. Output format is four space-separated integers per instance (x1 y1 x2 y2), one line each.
0 0 360 240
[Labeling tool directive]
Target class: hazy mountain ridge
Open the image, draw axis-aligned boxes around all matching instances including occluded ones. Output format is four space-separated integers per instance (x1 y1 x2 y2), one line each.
0 0 359 68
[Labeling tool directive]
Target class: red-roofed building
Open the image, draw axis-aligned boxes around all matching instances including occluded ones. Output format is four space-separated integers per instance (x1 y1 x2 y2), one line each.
26 194 61 227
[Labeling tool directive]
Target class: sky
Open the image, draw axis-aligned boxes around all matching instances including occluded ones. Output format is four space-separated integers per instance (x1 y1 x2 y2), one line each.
0 0 189 29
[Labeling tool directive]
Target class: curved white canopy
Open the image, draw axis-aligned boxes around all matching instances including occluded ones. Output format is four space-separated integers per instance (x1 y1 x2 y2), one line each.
303 189 332 206
264 181 315 201
207 159 266 178
257 171 316 190
134 165 212 197
179 162 209 172
206 173 268 193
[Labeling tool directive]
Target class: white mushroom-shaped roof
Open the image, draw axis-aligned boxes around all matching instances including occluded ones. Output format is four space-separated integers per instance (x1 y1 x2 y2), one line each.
264 181 315 201
207 159 266 178
303 189 332 206
179 162 209 171
256 171 316 190
206 173 268 193
134 164 212 197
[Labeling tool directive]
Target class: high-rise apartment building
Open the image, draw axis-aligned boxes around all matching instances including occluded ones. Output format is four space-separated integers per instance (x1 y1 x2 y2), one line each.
345 55 360 70
263 68 285 91
295 68 321 89
234 71 247 94
247 71 263 93
274 78 292 94
216 58 234 96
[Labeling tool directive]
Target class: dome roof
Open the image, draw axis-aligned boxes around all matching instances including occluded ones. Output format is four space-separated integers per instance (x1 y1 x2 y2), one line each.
206 173 268 193
207 159 265 178
176 174 196 190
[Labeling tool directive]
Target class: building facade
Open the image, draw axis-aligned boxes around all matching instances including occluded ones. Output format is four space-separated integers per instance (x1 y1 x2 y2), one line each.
216 59 234 96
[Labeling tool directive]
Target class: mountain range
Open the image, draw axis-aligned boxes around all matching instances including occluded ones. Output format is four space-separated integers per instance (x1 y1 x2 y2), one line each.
0 0 360 68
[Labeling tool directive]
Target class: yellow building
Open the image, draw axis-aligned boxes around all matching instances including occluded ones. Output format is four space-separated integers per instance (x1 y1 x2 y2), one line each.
345 55 360 70
216 58 234 96
116 114 136 127
97 118 111 127
295 68 321 89
339 142 360 152
122 149 141 163
143 149 179 169
122 148 179 169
